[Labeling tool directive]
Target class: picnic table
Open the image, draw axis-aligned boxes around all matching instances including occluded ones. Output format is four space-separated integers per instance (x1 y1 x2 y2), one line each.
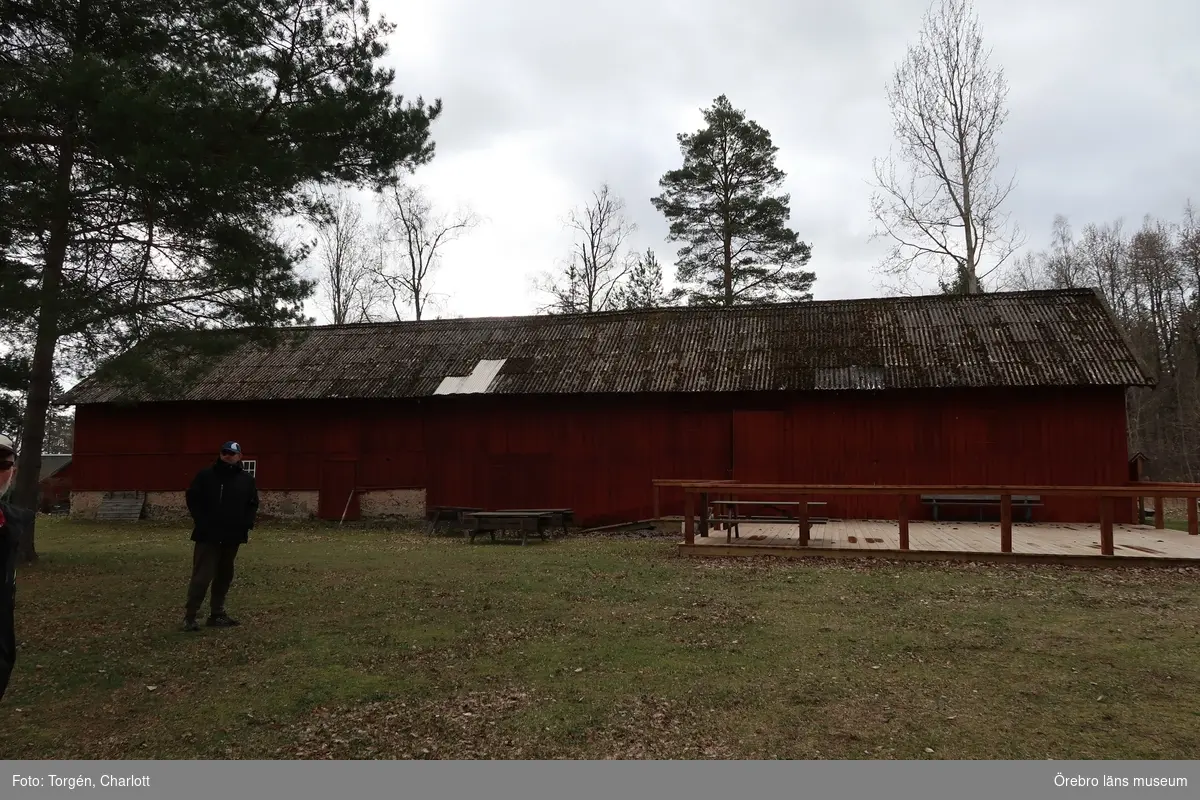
491 508 573 537
464 509 570 546
708 499 829 543
426 506 484 536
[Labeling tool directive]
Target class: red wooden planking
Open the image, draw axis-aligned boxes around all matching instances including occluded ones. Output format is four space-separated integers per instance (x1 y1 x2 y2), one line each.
69 384 1137 527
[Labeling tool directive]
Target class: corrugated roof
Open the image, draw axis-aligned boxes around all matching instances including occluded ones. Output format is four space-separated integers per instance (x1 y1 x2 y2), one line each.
38 455 71 481
60 288 1155 405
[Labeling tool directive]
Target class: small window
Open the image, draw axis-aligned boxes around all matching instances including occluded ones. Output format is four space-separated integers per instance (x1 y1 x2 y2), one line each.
242 460 257 478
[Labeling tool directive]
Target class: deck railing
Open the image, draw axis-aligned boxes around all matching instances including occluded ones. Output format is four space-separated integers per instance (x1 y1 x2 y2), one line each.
651 480 1200 556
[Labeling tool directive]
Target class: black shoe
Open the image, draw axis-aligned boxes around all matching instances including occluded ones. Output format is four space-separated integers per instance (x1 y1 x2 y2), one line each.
182 618 201 632
206 613 240 627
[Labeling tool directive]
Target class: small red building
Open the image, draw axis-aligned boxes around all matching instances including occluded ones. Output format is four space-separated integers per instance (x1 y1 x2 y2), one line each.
37 454 73 513
59 288 1153 526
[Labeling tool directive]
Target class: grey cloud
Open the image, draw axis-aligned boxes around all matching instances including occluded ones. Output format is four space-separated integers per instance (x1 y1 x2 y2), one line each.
373 0 1199 309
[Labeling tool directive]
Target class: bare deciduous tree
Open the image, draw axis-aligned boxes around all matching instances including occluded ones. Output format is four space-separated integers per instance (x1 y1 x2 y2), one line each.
376 181 479 321
537 184 637 314
871 0 1022 295
307 187 383 325
1016 202 1200 481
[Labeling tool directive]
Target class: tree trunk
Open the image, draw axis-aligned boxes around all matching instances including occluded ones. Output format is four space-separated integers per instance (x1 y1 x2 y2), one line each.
723 229 733 306
957 137 981 294
12 123 76 563
720 221 729 307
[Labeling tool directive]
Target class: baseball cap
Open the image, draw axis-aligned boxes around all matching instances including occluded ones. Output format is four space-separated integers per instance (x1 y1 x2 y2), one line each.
220 441 242 454
0 433 14 456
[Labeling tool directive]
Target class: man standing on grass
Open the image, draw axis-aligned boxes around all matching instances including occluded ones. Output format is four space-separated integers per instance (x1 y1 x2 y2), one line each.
0 433 29 701
183 441 259 632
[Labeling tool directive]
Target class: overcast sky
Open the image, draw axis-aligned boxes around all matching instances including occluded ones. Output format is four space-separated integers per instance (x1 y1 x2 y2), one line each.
316 0 1199 321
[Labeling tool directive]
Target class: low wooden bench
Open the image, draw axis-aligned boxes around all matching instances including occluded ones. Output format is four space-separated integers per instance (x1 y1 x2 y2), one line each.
708 499 829 543
426 506 483 536
464 510 559 546
494 508 573 537
920 494 1042 523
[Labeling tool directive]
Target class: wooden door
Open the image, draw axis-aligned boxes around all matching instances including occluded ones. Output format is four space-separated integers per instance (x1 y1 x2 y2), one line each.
318 458 360 521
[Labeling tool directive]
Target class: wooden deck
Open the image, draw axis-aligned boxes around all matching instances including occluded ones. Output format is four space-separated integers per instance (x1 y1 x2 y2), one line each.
678 519 1200 566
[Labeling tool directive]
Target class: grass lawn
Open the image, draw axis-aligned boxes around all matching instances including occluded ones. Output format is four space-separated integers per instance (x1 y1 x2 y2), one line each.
3 517 1199 760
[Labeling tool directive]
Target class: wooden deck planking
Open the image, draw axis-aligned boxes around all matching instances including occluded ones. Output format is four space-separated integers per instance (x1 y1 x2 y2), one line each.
684 519 1200 561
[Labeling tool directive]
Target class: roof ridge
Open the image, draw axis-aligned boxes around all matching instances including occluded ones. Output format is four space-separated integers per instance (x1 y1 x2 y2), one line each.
251 287 1102 336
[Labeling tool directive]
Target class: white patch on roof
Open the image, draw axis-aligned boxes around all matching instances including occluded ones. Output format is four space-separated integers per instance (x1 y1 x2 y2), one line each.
434 359 507 395
814 365 886 391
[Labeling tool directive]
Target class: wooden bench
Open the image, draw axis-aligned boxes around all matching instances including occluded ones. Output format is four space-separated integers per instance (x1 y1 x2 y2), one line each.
708 499 829 543
920 494 1042 523
464 510 560 546
493 508 573 537
426 506 483 536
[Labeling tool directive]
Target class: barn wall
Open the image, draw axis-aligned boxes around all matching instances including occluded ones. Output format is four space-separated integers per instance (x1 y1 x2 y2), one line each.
38 463 73 512
727 387 1130 523
69 385 1131 525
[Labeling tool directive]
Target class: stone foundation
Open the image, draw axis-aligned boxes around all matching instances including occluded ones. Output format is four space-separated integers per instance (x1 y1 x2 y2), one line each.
69 491 104 520
69 489 319 521
258 491 319 520
359 488 426 520
70 488 420 522
145 491 188 521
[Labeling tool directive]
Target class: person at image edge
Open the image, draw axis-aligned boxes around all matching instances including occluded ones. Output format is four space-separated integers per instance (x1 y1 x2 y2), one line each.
0 432 28 702
183 440 259 631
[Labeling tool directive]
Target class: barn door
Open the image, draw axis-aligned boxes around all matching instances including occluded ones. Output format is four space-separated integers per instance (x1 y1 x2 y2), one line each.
318 458 360 521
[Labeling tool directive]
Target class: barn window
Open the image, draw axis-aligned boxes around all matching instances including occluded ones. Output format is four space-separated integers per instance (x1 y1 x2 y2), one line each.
242 460 257 478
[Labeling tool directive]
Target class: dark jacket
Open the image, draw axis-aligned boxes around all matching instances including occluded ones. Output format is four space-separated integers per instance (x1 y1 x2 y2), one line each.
0 499 29 702
186 459 259 545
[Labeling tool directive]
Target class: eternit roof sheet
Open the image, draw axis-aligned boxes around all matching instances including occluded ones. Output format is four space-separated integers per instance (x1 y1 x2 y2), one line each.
60 288 1154 405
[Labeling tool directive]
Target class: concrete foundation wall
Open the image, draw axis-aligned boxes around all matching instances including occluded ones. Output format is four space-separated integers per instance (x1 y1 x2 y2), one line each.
359 488 426 520
258 491 320 520
69 488 422 522
145 491 187 520
69 491 104 520
70 489 319 521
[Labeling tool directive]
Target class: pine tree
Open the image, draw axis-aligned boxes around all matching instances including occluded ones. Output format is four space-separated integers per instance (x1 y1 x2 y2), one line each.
618 249 670 309
0 0 443 562
651 95 814 306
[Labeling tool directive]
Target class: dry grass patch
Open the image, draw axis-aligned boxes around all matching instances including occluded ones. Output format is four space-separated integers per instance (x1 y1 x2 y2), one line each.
2 518 1199 759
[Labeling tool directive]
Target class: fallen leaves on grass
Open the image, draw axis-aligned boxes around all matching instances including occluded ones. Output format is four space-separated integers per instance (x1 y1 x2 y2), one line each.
282 688 540 759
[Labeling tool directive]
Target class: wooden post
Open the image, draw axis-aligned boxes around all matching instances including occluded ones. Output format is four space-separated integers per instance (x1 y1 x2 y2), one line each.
797 495 809 547
1189 496 1198 536
683 491 695 546
1000 493 1012 553
699 491 710 538
653 484 660 520
1099 496 1114 556
898 494 910 551
1154 496 1164 529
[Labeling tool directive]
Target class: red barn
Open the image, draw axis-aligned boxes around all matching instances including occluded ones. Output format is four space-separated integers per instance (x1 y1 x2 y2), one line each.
59 288 1153 526
37 454 73 513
